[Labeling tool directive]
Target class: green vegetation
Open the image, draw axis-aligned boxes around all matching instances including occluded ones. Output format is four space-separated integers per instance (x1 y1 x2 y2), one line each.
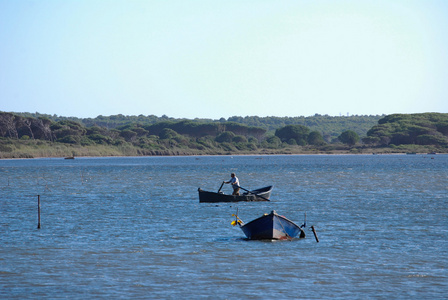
338 130 360 146
275 125 310 146
13 112 382 140
1 111 447 158
363 113 448 147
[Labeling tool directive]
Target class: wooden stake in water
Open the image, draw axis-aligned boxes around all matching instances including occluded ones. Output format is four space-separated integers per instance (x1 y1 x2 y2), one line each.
311 225 319 242
37 195 41 229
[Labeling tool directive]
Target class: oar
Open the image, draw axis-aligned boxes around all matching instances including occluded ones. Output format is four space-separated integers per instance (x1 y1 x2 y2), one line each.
217 181 225 193
237 185 270 201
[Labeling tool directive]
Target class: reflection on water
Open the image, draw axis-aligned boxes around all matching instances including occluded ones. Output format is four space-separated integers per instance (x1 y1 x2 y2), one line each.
1 155 447 298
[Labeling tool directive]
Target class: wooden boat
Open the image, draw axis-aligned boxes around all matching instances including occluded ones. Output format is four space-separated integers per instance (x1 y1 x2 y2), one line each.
198 185 273 203
232 210 306 240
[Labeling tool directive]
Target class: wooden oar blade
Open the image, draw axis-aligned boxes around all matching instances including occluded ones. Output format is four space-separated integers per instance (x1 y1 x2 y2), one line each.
237 185 270 201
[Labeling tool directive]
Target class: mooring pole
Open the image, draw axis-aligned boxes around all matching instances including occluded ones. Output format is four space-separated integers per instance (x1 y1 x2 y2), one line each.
37 195 41 229
311 225 319 243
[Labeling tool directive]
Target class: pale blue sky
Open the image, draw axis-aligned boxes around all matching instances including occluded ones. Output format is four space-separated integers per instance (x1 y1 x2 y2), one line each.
1 0 447 119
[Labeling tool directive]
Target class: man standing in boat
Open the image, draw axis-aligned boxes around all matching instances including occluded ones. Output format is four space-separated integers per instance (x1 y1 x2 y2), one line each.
225 172 240 195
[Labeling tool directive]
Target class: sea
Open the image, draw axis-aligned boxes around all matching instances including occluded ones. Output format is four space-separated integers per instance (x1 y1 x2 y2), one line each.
0 154 447 299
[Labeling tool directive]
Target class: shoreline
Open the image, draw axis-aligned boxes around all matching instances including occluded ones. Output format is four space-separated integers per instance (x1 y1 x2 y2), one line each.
1 151 444 160
1 139 445 160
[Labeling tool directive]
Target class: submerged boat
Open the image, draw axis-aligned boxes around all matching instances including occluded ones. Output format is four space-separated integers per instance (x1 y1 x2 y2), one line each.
232 210 306 240
198 185 273 203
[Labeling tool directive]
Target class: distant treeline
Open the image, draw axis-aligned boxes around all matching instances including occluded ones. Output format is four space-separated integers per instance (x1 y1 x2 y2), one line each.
363 113 448 147
1 112 447 158
11 112 382 140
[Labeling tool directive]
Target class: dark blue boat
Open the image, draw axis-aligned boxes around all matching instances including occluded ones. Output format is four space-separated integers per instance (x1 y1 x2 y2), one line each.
232 210 306 240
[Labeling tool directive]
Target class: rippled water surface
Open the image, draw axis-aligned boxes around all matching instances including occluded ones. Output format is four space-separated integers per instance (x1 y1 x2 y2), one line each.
1 155 447 299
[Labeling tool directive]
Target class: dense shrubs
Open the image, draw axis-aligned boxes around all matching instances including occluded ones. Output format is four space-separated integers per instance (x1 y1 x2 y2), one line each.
365 113 448 147
1 112 447 156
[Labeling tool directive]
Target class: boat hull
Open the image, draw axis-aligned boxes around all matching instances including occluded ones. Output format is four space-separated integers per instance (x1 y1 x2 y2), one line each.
198 186 273 203
240 211 305 240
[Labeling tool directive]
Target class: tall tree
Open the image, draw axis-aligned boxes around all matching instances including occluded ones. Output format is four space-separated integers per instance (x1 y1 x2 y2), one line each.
338 130 360 146
275 125 310 144
0 113 19 139
307 131 326 146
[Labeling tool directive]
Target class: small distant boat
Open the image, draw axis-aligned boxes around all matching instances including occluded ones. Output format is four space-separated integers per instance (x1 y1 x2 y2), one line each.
427 152 437 155
198 185 273 203
64 156 75 159
232 210 306 240
406 152 417 155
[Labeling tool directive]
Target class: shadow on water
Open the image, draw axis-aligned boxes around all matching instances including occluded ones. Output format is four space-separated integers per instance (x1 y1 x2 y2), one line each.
214 236 308 243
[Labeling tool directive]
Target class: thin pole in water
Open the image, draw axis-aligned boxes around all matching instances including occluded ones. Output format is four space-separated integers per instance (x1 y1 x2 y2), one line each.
311 225 319 242
37 195 41 229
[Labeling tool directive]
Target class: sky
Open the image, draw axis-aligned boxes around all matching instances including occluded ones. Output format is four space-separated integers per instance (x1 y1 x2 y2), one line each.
1 0 448 120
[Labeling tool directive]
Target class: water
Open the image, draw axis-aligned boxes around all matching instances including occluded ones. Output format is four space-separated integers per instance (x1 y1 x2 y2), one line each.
1 155 447 299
